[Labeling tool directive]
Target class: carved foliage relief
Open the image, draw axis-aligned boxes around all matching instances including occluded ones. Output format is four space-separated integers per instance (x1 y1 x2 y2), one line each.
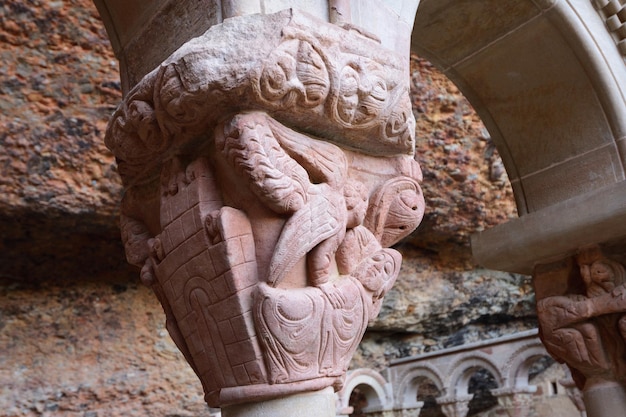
105 10 415 186
535 247 626 390
110 10 424 408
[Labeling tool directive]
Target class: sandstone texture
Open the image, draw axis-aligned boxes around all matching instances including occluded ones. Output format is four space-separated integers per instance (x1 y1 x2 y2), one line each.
1 276 212 417
0 0 124 281
1 1 535 415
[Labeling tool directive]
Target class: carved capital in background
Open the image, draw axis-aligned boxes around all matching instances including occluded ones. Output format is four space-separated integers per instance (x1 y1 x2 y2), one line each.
492 387 536 417
436 394 473 417
108 10 424 408
534 246 626 392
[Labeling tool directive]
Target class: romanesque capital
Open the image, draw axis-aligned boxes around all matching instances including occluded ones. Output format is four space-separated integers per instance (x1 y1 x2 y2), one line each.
492 387 535 417
436 394 473 417
534 246 626 410
107 9 424 408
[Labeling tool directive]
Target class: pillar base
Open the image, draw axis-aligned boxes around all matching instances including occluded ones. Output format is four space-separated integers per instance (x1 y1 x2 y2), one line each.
583 380 626 417
221 387 336 417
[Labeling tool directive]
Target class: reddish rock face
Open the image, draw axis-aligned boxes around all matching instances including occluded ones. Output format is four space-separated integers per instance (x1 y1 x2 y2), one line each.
0 275 214 417
0 0 124 281
409 57 517 267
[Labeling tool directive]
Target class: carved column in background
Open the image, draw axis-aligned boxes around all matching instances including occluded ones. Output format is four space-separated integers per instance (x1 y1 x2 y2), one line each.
560 367 588 417
436 394 473 417
106 7 423 417
400 404 424 417
492 387 535 417
535 246 626 417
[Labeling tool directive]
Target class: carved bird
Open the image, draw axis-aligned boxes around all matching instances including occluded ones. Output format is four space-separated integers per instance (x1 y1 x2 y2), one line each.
216 111 349 288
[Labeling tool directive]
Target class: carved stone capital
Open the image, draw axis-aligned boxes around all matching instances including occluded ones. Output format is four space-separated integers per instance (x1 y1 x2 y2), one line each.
399 405 424 417
108 9 423 408
534 246 626 392
436 395 473 417
492 387 535 417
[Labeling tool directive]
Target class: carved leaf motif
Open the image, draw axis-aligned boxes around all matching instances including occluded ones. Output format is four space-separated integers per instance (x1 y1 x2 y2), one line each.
333 64 388 127
267 116 347 187
383 98 416 149
216 113 310 214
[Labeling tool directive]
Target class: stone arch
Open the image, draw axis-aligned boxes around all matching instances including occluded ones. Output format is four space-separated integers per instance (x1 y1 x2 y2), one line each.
502 341 552 390
394 363 445 408
412 0 626 274
337 369 393 414
447 353 504 396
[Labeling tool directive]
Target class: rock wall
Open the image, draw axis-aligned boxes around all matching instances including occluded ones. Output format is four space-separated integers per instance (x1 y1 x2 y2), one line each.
0 1 536 415
0 0 124 282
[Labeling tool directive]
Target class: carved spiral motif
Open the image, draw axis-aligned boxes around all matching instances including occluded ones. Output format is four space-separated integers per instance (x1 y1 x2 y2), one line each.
384 99 416 148
365 177 425 248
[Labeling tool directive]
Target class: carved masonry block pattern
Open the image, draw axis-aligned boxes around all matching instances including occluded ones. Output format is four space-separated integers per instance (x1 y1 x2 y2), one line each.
152 160 266 398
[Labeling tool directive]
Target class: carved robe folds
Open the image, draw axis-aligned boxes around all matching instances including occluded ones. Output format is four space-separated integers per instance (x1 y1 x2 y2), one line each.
110 10 424 407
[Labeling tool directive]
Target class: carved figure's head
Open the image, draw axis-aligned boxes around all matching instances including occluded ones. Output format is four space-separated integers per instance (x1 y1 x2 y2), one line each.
582 259 626 297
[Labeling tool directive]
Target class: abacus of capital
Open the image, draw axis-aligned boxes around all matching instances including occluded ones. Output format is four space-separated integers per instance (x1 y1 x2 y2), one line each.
103 2 424 416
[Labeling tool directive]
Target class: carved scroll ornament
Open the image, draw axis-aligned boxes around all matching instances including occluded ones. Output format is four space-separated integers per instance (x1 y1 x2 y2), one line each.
109 10 424 408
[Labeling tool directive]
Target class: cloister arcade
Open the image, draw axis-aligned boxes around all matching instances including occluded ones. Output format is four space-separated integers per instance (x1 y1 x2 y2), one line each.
336 330 584 417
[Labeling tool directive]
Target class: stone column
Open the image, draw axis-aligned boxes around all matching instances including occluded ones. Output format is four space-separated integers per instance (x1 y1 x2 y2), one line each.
221 387 336 417
534 246 626 417
492 387 535 417
560 368 588 417
436 394 473 417
104 2 423 416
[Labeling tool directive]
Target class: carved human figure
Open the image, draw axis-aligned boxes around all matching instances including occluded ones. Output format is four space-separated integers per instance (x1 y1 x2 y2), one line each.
537 250 626 388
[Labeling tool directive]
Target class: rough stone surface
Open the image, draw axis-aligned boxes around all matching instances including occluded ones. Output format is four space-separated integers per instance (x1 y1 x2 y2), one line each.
0 275 212 417
0 0 125 281
410 57 516 261
1 0 535 415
